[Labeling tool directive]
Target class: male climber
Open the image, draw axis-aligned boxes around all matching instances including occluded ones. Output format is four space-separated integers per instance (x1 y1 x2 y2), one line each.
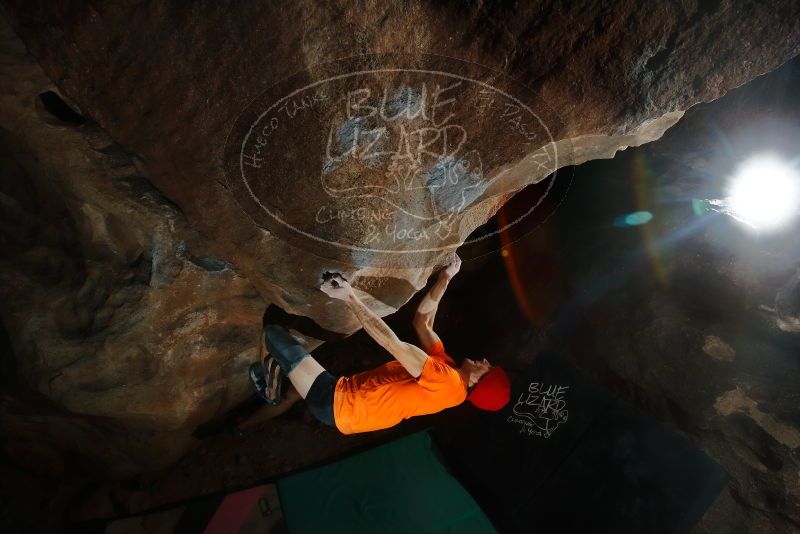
244 256 510 434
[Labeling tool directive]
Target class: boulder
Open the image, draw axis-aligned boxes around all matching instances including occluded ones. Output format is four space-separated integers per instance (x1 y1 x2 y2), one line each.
0 0 798 486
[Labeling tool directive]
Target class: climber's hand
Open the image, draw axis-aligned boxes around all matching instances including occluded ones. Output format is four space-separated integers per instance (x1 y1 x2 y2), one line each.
320 274 354 300
442 254 462 280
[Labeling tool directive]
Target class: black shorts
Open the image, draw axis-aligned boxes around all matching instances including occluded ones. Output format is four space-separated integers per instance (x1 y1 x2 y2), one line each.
306 371 337 427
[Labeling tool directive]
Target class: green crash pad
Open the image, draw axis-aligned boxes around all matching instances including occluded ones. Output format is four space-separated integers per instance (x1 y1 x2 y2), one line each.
278 431 496 534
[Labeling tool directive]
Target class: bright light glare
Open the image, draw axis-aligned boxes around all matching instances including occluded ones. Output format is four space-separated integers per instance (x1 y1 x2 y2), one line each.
727 155 800 231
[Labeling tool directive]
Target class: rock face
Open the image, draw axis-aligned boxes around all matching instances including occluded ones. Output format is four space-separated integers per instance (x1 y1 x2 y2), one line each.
0 18 265 479
3 0 799 332
0 0 798 503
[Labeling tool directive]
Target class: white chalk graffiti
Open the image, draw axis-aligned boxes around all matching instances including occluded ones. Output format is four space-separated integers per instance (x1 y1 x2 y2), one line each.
507 382 569 438
224 55 569 262
318 82 486 242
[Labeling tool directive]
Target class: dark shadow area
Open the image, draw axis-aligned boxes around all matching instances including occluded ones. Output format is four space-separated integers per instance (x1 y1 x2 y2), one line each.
38 91 88 125
262 304 348 342
432 350 726 533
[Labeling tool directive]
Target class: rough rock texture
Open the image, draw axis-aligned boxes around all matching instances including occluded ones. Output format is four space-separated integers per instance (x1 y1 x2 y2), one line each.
2 0 799 334
0 0 799 523
0 19 264 477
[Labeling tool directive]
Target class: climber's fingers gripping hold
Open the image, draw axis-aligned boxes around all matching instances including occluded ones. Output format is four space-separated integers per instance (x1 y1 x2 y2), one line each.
443 254 462 279
320 273 354 301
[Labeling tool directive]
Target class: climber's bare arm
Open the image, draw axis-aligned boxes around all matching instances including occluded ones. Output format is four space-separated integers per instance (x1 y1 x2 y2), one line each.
320 275 428 378
413 255 461 352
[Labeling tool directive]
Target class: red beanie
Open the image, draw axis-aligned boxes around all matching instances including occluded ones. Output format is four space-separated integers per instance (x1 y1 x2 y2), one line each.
467 366 510 411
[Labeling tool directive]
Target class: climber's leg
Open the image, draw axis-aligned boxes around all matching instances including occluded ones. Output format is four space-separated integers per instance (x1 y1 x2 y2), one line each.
263 325 337 426
301 366 337 427
263 325 312 374
264 325 318 395
249 357 283 405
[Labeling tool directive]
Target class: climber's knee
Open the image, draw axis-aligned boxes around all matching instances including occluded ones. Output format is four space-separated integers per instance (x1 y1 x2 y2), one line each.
264 325 311 374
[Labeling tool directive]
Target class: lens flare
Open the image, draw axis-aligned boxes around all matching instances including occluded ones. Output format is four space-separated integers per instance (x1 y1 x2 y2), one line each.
613 211 653 227
727 155 800 231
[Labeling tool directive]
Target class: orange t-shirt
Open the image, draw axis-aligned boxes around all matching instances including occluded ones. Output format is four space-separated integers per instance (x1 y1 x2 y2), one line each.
333 341 467 435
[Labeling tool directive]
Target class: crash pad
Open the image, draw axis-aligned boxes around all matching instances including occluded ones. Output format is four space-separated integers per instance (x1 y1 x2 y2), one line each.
278 431 496 534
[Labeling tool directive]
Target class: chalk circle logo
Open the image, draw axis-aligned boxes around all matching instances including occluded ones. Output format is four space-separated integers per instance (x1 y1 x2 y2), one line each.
223 54 571 267
507 382 570 438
